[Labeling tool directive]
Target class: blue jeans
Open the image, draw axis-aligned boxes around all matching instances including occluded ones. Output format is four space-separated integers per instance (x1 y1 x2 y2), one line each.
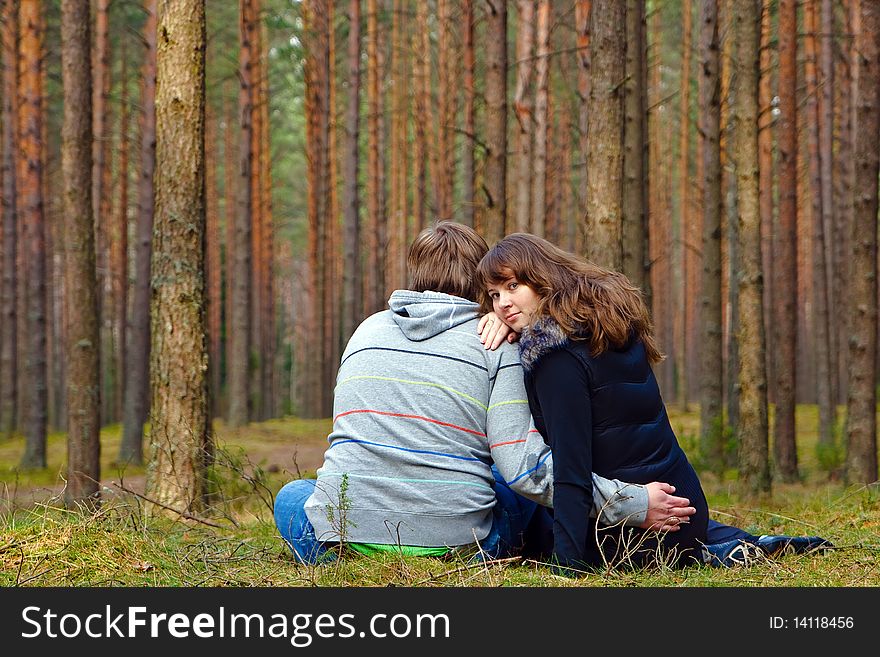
273 467 553 565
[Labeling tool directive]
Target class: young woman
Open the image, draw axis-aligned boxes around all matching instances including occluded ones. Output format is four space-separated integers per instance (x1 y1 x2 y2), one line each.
477 233 832 572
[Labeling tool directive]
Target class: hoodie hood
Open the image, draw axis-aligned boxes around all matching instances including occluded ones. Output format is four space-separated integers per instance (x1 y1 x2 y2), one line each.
387 289 480 341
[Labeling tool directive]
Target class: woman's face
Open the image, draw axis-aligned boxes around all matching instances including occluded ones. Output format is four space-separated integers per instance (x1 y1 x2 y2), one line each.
486 275 540 332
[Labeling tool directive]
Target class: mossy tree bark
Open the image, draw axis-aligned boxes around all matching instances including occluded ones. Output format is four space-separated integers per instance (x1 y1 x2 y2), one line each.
146 0 210 514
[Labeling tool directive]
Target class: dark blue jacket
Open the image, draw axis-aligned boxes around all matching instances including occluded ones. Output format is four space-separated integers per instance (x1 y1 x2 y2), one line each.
519 317 709 569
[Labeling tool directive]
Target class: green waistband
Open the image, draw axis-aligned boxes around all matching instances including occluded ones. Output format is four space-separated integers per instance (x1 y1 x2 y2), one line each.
348 542 452 557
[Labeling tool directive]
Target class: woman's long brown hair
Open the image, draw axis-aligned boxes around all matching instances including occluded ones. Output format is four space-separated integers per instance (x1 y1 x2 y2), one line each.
477 233 665 364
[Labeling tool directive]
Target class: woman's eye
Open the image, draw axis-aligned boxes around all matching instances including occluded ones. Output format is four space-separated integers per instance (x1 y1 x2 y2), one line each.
508 282 517 290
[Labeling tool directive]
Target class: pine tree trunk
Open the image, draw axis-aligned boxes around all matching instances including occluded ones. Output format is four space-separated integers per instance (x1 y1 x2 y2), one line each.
61 0 100 505
278 242 294 415
733 0 771 495
637 1 650 312
513 0 535 234
721 0 740 438
1 0 18 438
834 0 856 406
205 106 222 418
374 3 387 311
530 0 549 237
249 0 264 420
461 0 475 227
120 0 156 465
92 0 112 427
544 93 557 242
146 0 209 514
559 97 575 251
302 0 320 417
90 3 107 296
819 0 838 409
546 0 569 245
115 46 129 424
845 0 880 485
648 6 671 396
302 0 330 417
38 11 50 433
758 0 774 404
773 0 800 482
575 0 590 254
804 0 835 446
18 0 47 469
15 19 26 437
228 0 253 427
364 0 386 315
48 180 65 433
689 14 704 407
223 84 236 418
698 0 724 471
622 0 647 294
584 0 624 269
411 0 428 236
544 91 559 244
388 0 407 293
38 1 50 440
387 0 401 291
480 0 507 243
437 0 455 222
259 19 275 419
796 65 815 405
323 3 340 417
646 8 661 387
677 0 692 409
342 0 361 344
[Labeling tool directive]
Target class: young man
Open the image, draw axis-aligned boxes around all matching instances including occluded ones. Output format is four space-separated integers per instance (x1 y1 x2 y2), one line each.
273 222 695 563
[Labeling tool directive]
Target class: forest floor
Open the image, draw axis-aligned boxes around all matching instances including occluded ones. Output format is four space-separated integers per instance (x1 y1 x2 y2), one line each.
0 403 860 512
1 405 878 587
0 416 332 511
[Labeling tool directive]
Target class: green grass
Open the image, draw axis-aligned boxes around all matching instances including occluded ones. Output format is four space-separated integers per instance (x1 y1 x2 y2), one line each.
1 406 878 587
0 424 136 490
0 416 332 498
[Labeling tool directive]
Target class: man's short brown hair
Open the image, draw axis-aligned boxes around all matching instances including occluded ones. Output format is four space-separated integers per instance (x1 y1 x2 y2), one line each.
407 221 489 301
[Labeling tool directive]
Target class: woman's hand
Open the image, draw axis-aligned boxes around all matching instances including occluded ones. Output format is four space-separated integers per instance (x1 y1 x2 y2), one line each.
478 312 519 350
640 482 696 532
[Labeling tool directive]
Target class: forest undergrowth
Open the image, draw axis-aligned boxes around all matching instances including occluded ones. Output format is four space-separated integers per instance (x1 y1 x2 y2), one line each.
1 407 878 587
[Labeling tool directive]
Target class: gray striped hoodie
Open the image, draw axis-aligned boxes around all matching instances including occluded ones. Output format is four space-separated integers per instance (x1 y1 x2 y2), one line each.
303 290 649 547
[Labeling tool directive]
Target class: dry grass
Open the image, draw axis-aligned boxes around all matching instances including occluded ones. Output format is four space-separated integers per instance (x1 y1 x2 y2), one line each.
1 406 878 587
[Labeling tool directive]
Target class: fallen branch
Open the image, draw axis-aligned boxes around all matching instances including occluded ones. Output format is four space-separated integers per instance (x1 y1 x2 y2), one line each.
111 481 224 529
